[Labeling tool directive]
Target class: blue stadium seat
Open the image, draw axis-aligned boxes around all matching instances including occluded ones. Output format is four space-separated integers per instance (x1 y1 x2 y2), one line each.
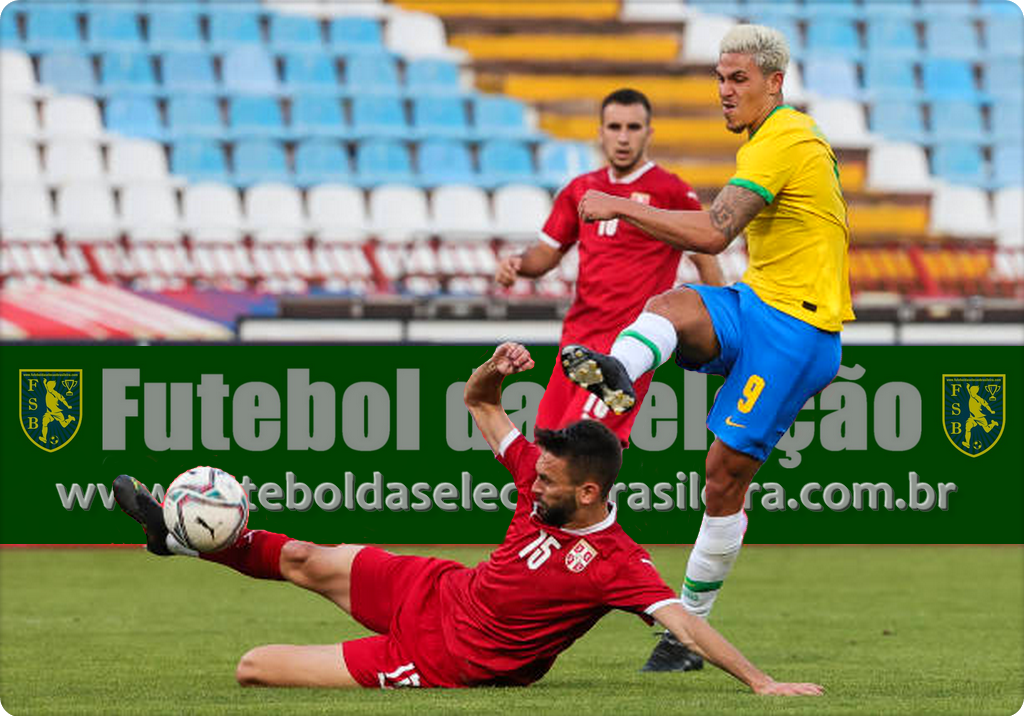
417 140 477 186
168 96 225 139
990 101 1023 143
23 5 81 52
222 47 280 94
412 97 469 139
268 14 322 51
351 95 408 138
924 20 981 60
864 57 921 100
984 15 1024 57
105 96 166 140
980 0 1024 17
208 8 262 50
870 101 928 143
294 139 351 186
99 51 159 95
345 54 400 94
922 58 983 101
539 141 595 189
920 0 976 17
929 100 987 143
478 140 536 188
328 16 383 55
355 139 414 186
861 0 918 17
160 51 218 94
744 1 800 19
227 96 290 140
474 96 537 140
932 142 987 186
291 96 349 138
232 139 291 187
803 0 862 18
145 6 204 52
405 59 462 97
171 138 229 183
1 7 23 47
985 57 1023 98
38 52 96 95
686 0 741 16
86 7 144 50
282 53 341 95
805 19 861 60
992 144 1024 187
802 58 860 99
866 19 920 59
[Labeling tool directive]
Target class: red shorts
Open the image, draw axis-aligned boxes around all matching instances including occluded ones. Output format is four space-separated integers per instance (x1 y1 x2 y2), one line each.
535 361 654 447
342 546 467 689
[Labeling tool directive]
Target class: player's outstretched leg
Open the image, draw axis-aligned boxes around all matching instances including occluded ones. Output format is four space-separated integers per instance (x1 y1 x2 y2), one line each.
112 475 172 556
560 345 636 414
640 632 704 673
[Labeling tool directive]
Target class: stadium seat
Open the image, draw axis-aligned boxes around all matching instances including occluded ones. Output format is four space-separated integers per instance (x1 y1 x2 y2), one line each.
41 96 106 140
307 184 368 243
929 183 996 239
145 6 204 52
294 139 352 185
411 96 470 139
418 139 477 185
105 96 165 141
99 51 159 95
160 52 218 94
38 53 96 95
920 0 976 16
924 20 981 60
108 138 178 187
282 52 341 95
227 96 290 139
291 96 350 138
619 0 689 22
355 139 414 185
680 14 736 64
861 0 917 17
867 142 933 192
994 187 1024 245
863 57 920 100
405 58 463 97
268 14 323 51
44 139 105 185
171 139 230 184
686 0 741 16
430 184 494 241
493 184 552 244
808 99 873 149
802 57 860 99
327 16 384 55
804 19 861 60
384 11 464 61
538 141 599 189
182 182 245 243
929 100 987 144
1 9 22 49
745 1 800 19
351 95 408 138
473 96 536 140
0 184 55 242
931 142 987 187
23 5 81 52
344 54 400 94
0 51 40 97
865 18 920 59
120 185 182 243
232 139 292 187
222 47 281 95
990 101 1024 143
86 7 144 51
368 184 430 242
992 145 1024 187
167 96 225 139
0 95 40 138
870 101 927 144
479 140 536 188
0 138 42 184
244 183 309 243
922 58 983 101
56 184 120 242
984 14 1024 57
208 8 262 50
985 57 1023 98
803 0 863 18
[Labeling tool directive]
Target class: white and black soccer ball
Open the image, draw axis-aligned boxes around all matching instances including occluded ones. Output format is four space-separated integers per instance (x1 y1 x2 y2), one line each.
163 466 249 553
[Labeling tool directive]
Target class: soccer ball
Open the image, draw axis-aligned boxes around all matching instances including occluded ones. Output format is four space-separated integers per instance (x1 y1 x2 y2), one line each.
163 466 249 553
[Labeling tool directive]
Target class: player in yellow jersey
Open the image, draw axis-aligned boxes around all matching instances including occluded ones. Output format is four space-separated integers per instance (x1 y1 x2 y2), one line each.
559 24 854 672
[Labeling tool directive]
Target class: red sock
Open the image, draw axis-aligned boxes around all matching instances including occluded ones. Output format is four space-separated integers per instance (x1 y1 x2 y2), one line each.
200 529 291 581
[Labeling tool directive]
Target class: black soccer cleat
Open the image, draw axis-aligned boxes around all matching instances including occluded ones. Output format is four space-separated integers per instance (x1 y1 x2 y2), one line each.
113 474 172 556
640 632 705 673
560 344 636 414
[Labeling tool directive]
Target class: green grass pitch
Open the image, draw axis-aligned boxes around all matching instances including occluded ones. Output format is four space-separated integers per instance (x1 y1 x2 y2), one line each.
1 546 1021 716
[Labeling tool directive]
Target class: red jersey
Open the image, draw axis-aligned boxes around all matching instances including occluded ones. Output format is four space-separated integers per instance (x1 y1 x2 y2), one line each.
542 162 703 351
438 431 679 686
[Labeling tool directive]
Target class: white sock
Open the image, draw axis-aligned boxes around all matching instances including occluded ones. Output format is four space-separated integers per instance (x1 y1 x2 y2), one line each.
166 533 198 557
681 511 747 619
610 312 678 382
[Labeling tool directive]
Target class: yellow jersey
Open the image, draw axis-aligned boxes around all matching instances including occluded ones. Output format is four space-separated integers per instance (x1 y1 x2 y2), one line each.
729 105 855 332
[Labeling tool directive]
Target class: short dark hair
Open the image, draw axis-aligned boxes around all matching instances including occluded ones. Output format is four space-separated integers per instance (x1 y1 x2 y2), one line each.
535 420 622 500
600 88 652 123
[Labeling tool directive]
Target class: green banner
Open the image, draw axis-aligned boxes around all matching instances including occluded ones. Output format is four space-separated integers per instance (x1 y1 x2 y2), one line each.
1 346 1020 545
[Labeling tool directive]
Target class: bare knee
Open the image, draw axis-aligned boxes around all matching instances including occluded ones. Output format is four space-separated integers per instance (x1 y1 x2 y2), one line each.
236 646 273 687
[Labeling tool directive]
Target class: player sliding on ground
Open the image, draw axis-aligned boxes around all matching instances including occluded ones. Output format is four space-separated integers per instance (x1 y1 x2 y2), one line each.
561 24 853 672
113 342 823 695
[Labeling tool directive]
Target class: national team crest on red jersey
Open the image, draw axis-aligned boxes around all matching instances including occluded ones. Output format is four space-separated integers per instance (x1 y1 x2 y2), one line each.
565 538 598 573
629 192 650 204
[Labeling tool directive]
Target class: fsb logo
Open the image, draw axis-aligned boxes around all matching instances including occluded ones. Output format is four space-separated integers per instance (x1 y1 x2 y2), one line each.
943 374 1004 458
20 370 82 452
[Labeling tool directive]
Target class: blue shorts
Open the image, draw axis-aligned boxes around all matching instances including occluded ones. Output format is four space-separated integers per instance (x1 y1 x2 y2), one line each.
679 283 841 462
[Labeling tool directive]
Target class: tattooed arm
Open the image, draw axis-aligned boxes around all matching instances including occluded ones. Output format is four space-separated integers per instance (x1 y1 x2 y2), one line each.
577 184 766 255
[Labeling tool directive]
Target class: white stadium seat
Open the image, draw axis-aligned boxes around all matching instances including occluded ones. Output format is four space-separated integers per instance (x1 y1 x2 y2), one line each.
493 184 552 244
120 185 182 244
384 11 467 61
929 183 996 239
0 184 56 242
307 184 369 244
56 184 120 242
680 14 736 65
41 96 107 140
108 138 179 187
0 50 42 97
620 0 691 22
809 98 874 149
867 142 933 193
244 183 309 244
994 187 1023 247
182 183 245 243
431 184 494 241
1 138 42 183
369 184 430 243
44 139 106 185
1 95 40 138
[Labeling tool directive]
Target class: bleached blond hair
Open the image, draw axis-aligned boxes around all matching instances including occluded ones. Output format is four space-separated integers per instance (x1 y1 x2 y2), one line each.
719 24 790 76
